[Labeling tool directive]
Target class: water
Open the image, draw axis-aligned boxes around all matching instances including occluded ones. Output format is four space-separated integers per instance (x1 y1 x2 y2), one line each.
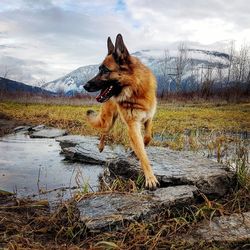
0 133 103 202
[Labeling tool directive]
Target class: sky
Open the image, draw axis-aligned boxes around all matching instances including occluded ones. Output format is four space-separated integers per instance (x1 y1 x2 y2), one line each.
0 0 250 84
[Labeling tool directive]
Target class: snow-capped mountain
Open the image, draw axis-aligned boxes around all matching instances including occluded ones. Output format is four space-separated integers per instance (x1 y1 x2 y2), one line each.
42 49 230 95
42 64 98 95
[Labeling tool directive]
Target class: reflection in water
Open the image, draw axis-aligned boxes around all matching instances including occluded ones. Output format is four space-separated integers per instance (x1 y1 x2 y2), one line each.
0 133 103 202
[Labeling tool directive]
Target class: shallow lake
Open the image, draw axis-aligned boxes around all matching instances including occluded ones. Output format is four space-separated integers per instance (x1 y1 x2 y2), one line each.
0 133 103 203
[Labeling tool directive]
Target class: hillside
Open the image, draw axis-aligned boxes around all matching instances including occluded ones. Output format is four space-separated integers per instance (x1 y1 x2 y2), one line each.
0 77 56 96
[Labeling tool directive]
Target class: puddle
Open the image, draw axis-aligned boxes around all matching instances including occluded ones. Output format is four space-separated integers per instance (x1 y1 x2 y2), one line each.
0 133 103 203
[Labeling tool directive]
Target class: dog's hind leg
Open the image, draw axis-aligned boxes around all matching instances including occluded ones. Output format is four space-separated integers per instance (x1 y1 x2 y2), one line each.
86 100 118 152
144 118 153 146
127 121 159 190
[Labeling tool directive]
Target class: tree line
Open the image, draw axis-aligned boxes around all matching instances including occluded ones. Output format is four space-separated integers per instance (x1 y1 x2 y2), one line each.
157 41 250 100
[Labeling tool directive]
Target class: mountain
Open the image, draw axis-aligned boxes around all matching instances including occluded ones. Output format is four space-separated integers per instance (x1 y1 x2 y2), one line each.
42 65 98 96
0 77 56 95
42 49 230 95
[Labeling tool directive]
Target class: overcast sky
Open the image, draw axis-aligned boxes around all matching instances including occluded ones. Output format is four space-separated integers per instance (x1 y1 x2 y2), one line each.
0 0 250 84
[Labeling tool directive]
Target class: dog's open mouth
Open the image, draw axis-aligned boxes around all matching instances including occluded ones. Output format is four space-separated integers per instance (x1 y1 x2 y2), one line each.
96 83 122 103
96 85 114 102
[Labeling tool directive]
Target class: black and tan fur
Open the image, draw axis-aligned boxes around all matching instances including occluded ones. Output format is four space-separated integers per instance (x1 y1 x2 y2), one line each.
84 34 159 189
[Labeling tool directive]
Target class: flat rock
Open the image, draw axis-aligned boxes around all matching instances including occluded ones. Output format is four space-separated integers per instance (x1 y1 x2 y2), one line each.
143 185 198 205
60 136 125 164
13 124 67 138
56 135 100 149
30 128 67 138
191 212 250 243
77 185 197 232
109 147 234 196
31 124 46 131
14 125 32 132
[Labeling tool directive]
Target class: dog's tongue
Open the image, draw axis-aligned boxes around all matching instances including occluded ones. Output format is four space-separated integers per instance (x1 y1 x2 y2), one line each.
96 86 113 103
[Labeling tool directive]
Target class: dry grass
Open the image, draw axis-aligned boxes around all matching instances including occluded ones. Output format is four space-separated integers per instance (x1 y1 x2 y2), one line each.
1 184 249 249
0 101 249 148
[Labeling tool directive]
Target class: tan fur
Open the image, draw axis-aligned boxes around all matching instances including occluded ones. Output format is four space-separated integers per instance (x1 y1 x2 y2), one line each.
86 35 159 189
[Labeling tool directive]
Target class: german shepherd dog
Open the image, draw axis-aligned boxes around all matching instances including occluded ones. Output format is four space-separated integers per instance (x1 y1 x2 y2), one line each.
84 34 159 189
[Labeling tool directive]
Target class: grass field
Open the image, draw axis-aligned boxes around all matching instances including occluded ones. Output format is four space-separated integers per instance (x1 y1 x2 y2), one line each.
1 100 249 153
0 100 249 249
1 101 249 144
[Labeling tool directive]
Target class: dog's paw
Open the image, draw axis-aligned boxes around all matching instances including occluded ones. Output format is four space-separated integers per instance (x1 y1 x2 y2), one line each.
144 135 152 146
145 174 160 190
86 110 95 116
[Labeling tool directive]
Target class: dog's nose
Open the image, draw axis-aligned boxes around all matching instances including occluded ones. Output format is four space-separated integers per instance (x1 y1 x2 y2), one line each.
83 82 91 91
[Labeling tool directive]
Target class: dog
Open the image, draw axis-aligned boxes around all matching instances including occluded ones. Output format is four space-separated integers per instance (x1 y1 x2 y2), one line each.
84 34 159 189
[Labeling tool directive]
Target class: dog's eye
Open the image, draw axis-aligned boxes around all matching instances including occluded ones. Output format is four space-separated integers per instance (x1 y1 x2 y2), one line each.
99 66 111 74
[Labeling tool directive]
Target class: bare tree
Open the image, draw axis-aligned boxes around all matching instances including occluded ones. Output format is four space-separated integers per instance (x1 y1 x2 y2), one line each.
174 43 189 91
215 64 224 89
189 58 200 91
226 40 235 85
231 42 250 83
238 43 249 82
159 49 171 95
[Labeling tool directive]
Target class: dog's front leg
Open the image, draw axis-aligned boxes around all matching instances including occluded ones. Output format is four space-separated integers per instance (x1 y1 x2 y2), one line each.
86 101 118 152
127 121 159 190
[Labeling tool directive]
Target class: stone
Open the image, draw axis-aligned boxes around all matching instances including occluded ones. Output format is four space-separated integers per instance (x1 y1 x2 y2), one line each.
143 185 198 206
191 212 250 243
56 135 100 149
31 124 46 131
30 128 67 138
61 136 126 164
108 147 234 196
14 124 67 138
77 185 197 232
14 125 32 132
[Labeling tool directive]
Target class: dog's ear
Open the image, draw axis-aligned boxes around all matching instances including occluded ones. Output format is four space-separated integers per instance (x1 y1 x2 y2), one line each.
107 37 114 55
113 34 130 64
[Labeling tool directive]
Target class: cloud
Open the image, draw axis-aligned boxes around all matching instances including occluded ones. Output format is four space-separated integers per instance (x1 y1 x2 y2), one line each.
126 0 250 45
0 0 134 83
0 55 49 83
0 0 250 84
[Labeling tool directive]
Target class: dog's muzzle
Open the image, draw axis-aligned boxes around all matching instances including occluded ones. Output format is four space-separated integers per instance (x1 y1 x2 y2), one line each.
83 81 100 92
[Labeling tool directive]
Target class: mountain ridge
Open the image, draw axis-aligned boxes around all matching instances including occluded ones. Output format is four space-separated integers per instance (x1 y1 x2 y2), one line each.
0 77 56 96
41 48 230 95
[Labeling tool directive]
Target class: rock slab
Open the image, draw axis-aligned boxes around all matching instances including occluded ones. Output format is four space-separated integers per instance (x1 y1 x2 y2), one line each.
30 128 67 138
192 212 250 243
77 185 197 232
109 147 234 196
56 135 100 149
14 124 67 138
58 135 125 164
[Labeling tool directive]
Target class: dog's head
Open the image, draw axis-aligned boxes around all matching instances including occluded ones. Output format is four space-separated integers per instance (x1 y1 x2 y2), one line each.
84 34 132 103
